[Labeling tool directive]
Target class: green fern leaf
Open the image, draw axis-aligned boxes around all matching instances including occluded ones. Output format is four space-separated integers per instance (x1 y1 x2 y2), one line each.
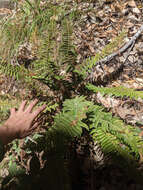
59 19 76 66
86 83 143 100
0 63 27 80
89 104 143 161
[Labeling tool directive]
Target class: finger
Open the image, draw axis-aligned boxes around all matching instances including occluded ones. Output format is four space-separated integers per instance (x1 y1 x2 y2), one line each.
10 108 16 116
18 100 27 112
32 104 46 119
30 122 39 131
25 99 39 113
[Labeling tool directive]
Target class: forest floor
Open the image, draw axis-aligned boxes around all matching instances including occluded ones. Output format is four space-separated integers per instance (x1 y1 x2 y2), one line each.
0 0 143 189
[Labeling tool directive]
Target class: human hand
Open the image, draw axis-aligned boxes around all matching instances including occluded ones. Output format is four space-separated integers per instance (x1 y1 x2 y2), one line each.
0 99 46 144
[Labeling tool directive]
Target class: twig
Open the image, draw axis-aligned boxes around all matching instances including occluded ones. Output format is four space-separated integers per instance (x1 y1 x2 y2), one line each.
97 25 143 65
88 24 143 81
123 40 135 64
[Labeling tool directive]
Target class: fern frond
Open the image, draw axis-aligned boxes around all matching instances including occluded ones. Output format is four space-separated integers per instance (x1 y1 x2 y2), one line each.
86 83 143 100
0 63 27 80
92 128 136 163
89 104 143 161
30 20 60 86
31 18 76 86
52 96 93 137
0 0 60 64
59 19 76 66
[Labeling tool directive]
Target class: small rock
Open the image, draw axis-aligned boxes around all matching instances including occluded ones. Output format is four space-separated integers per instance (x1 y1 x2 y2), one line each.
132 7 140 14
